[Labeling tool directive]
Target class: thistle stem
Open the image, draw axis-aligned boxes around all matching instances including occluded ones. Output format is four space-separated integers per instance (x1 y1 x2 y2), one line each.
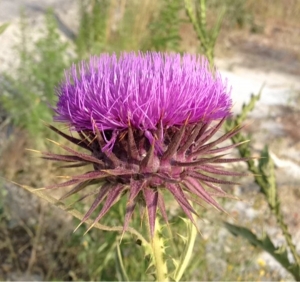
275 208 300 268
146 217 168 282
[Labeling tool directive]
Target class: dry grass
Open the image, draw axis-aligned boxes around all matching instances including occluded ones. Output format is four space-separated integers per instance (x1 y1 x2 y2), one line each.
247 0 300 25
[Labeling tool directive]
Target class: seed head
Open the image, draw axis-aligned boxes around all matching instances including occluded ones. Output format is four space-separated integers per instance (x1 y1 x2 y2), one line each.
45 52 245 237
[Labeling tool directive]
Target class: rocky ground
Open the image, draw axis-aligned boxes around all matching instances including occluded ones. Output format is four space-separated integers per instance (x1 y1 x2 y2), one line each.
0 1 300 280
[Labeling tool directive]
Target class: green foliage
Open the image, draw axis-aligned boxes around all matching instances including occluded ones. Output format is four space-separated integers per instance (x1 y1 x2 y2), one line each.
172 217 197 282
184 0 225 64
224 91 300 280
20 184 151 280
20 181 204 281
0 23 9 35
224 222 300 280
76 0 109 59
208 0 254 29
0 10 70 142
110 1 159 52
70 224 120 280
144 0 182 52
73 0 184 55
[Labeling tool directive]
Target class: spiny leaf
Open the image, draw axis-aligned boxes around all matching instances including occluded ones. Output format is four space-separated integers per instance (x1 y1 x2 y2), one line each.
115 244 129 282
224 222 300 280
173 216 197 282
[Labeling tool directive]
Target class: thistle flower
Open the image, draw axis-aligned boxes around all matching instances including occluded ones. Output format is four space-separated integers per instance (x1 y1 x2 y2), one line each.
45 52 246 237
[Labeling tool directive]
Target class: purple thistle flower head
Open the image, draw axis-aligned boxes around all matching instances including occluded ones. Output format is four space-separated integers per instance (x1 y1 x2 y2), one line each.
55 52 231 140
45 52 245 237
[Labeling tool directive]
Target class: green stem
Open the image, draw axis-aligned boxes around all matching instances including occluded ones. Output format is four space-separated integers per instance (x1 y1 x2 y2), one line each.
151 218 168 282
199 0 207 43
115 243 129 281
225 93 300 275
184 0 214 66
274 203 300 267
229 133 300 267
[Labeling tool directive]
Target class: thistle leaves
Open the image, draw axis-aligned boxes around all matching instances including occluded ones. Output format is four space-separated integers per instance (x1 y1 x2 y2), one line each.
184 0 225 64
224 89 300 279
115 244 130 282
172 217 197 282
224 222 300 280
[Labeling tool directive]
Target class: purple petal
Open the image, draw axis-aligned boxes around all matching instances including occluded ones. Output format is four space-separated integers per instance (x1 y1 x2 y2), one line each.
54 52 232 146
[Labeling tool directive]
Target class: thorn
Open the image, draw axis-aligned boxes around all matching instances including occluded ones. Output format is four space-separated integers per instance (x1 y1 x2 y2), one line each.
25 148 42 153
32 187 46 191
56 175 73 178
237 139 250 145
46 138 61 146
73 221 84 233
84 222 96 235
0 176 46 190
119 232 126 243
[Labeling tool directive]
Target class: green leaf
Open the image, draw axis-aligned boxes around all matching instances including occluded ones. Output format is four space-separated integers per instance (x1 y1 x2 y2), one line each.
224 222 300 280
115 243 129 281
173 217 197 282
0 23 9 35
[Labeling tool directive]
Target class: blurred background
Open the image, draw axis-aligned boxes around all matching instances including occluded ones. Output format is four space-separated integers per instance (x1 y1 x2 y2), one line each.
0 0 300 280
